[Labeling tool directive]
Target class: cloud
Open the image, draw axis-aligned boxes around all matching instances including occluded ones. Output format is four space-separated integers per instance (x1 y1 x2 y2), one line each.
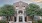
0 0 42 8
14 0 33 4
32 0 42 3
3 0 14 4
0 0 34 4
3 0 32 4
4 0 10 2
21 0 32 4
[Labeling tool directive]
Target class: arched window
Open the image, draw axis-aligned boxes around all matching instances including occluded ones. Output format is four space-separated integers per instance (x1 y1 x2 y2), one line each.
16 6 19 7
18 10 23 14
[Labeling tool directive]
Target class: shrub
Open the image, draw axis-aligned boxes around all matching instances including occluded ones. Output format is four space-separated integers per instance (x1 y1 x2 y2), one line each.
39 20 42 23
0 21 7 23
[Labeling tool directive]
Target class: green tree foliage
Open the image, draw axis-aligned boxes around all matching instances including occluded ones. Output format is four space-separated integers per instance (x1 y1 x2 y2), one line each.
1 4 15 16
26 3 40 23
37 8 42 16
39 20 42 23
0 7 3 15
26 3 40 16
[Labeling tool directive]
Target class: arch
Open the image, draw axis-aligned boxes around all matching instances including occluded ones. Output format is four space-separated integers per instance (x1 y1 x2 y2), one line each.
18 10 23 14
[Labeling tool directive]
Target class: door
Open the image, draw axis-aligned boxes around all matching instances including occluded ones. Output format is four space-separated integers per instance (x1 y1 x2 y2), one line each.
19 16 23 22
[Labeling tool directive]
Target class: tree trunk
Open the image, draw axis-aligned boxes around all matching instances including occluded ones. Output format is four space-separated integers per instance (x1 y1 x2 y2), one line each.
38 20 40 23
6 16 8 23
32 15 34 23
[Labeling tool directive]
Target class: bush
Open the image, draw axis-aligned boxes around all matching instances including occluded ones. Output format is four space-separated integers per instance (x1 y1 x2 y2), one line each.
0 21 7 23
33 21 38 23
39 20 42 23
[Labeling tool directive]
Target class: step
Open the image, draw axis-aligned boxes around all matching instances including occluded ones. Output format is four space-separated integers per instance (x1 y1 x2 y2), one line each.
9 21 32 23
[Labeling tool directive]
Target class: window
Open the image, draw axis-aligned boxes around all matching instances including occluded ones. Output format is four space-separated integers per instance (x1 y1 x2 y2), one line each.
19 16 23 22
18 10 23 14
25 17 27 22
14 17 16 22
16 6 19 9
23 6 25 7
22 6 25 9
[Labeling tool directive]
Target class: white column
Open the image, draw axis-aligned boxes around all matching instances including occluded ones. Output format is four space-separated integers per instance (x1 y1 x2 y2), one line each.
17 10 18 14
16 15 19 22
23 15 25 22
16 10 19 22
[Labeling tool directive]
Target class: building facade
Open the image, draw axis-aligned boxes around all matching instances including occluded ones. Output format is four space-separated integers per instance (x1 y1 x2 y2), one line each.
0 1 42 23
9 1 32 23
14 1 28 22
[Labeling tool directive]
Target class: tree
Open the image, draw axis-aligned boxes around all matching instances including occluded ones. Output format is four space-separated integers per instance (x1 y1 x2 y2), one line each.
26 3 40 16
1 4 15 23
37 8 42 23
37 8 42 16
1 5 15 16
0 7 2 16
26 3 40 23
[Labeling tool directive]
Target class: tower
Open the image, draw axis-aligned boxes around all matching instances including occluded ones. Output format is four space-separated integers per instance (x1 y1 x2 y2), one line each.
13 1 28 23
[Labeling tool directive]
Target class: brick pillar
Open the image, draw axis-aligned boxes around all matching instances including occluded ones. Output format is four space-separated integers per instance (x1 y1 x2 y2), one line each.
10 16 13 21
27 16 28 22
12 16 14 21
13 16 14 21
28 16 30 21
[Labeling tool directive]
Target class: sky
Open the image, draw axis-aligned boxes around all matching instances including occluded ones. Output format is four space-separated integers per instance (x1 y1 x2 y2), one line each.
0 0 42 8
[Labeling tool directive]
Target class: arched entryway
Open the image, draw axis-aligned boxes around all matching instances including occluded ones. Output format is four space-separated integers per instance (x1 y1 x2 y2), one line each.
18 10 23 14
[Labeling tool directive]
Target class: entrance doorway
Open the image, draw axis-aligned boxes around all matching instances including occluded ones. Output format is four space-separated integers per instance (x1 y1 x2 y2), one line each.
19 16 23 22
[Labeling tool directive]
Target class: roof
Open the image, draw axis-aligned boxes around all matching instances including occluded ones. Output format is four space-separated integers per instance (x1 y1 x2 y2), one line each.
13 1 28 5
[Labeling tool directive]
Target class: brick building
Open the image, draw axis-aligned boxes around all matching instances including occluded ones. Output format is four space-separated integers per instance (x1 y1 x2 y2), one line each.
0 1 42 23
9 1 32 23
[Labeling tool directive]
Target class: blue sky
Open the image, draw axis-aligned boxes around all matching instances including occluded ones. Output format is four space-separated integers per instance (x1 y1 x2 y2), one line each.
0 0 42 8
